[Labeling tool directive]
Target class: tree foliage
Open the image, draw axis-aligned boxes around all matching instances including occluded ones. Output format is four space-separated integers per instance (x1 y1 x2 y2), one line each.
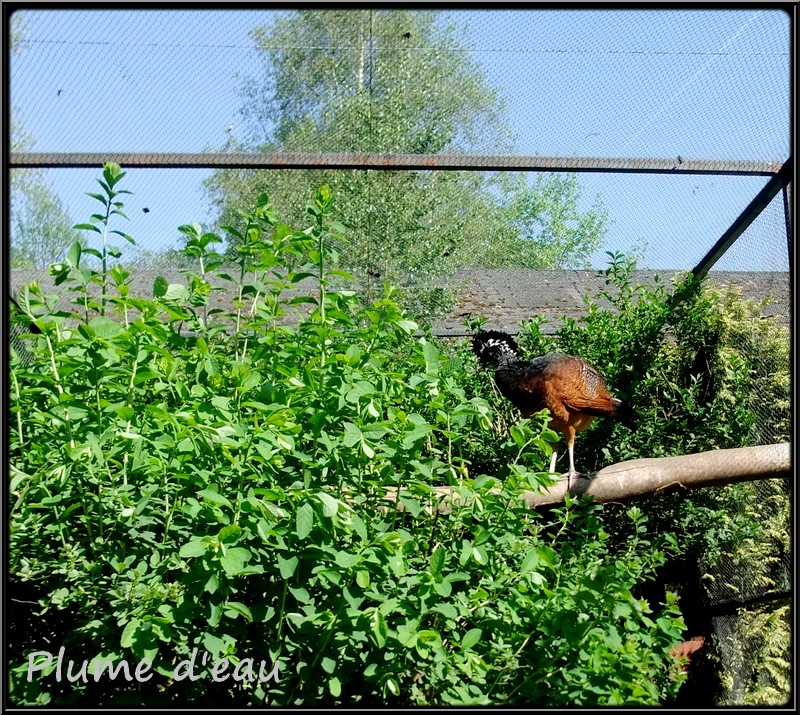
11 181 84 269
9 11 83 270
203 9 607 315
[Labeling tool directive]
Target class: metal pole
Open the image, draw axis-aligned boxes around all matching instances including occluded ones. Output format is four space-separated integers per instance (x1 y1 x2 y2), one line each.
691 157 793 281
8 152 783 176
783 181 792 272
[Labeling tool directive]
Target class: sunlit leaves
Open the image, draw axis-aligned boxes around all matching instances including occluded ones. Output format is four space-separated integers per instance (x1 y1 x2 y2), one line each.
8 175 689 708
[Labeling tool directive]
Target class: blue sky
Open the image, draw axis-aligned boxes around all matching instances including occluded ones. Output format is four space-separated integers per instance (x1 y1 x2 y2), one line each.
9 7 791 271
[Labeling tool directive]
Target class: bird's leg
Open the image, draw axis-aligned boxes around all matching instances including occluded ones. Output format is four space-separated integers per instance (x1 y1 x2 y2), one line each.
567 442 575 491
565 428 578 492
568 439 577 479
549 449 558 475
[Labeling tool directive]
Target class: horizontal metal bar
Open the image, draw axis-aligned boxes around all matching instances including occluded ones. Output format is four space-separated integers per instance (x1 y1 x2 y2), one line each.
707 590 791 618
8 152 783 176
691 156 793 280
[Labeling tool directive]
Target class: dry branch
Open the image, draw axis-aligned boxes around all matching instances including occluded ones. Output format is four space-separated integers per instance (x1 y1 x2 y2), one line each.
383 443 791 512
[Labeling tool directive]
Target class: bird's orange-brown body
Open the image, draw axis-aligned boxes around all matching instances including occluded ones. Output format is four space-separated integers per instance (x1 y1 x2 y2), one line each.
472 331 635 482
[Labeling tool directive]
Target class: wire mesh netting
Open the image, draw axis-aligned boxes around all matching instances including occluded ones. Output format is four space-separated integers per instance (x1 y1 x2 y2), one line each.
9 9 790 158
9 8 790 279
6 6 792 708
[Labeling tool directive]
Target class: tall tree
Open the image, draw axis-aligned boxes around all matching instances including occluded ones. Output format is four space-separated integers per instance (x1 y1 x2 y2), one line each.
204 9 607 314
10 181 84 269
10 12 83 270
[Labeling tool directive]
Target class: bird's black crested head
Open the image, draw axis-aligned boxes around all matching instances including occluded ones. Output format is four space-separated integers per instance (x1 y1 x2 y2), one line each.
471 330 520 367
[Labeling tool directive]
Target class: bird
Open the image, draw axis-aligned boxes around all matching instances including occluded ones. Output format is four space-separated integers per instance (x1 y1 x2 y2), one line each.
471 330 635 487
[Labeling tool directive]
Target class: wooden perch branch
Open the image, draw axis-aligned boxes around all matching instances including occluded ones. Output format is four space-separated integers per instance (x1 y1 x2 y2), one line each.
384 443 791 512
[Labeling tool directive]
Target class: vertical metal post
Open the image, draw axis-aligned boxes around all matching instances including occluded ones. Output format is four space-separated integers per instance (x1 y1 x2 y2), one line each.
782 181 792 274
783 182 793 333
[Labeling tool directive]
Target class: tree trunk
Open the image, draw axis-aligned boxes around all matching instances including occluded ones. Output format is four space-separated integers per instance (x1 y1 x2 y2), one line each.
383 443 791 512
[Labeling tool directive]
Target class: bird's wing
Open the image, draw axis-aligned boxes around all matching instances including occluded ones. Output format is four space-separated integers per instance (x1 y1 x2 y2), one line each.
546 357 619 416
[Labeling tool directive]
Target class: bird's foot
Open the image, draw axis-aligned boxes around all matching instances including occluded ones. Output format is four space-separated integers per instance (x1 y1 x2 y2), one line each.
563 470 592 493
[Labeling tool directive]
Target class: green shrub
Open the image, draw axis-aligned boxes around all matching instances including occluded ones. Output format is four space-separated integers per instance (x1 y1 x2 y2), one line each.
8 167 685 706
500 250 789 706
508 251 788 559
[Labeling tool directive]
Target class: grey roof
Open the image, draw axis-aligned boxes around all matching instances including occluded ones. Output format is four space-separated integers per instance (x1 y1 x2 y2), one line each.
439 269 790 335
10 268 789 336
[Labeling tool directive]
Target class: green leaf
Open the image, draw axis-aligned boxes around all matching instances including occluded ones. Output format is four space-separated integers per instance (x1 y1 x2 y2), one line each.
429 546 445 579
219 547 250 576
396 620 419 648
277 554 298 579
472 546 487 564
89 316 126 339
177 223 201 238
66 240 82 266
163 283 189 302
342 422 362 447
218 524 242 543
334 551 360 569
433 579 452 597
349 514 368 542
153 275 168 298
327 269 354 281
288 586 311 605
462 628 482 650
205 573 220 594
120 619 140 648
613 602 633 619
179 538 207 558
520 549 540 574
328 675 342 697
399 495 422 517
295 502 314 540
200 232 222 248
82 247 103 259
197 489 233 510
415 628 441 658
224 602 253 622
316 491 339 517
321 656 337 674
74 223 101 233
103 161 125 186
422 341 440 375
371 611 388 647
431 603 458 619
111 229 136 245
202 632 227 659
